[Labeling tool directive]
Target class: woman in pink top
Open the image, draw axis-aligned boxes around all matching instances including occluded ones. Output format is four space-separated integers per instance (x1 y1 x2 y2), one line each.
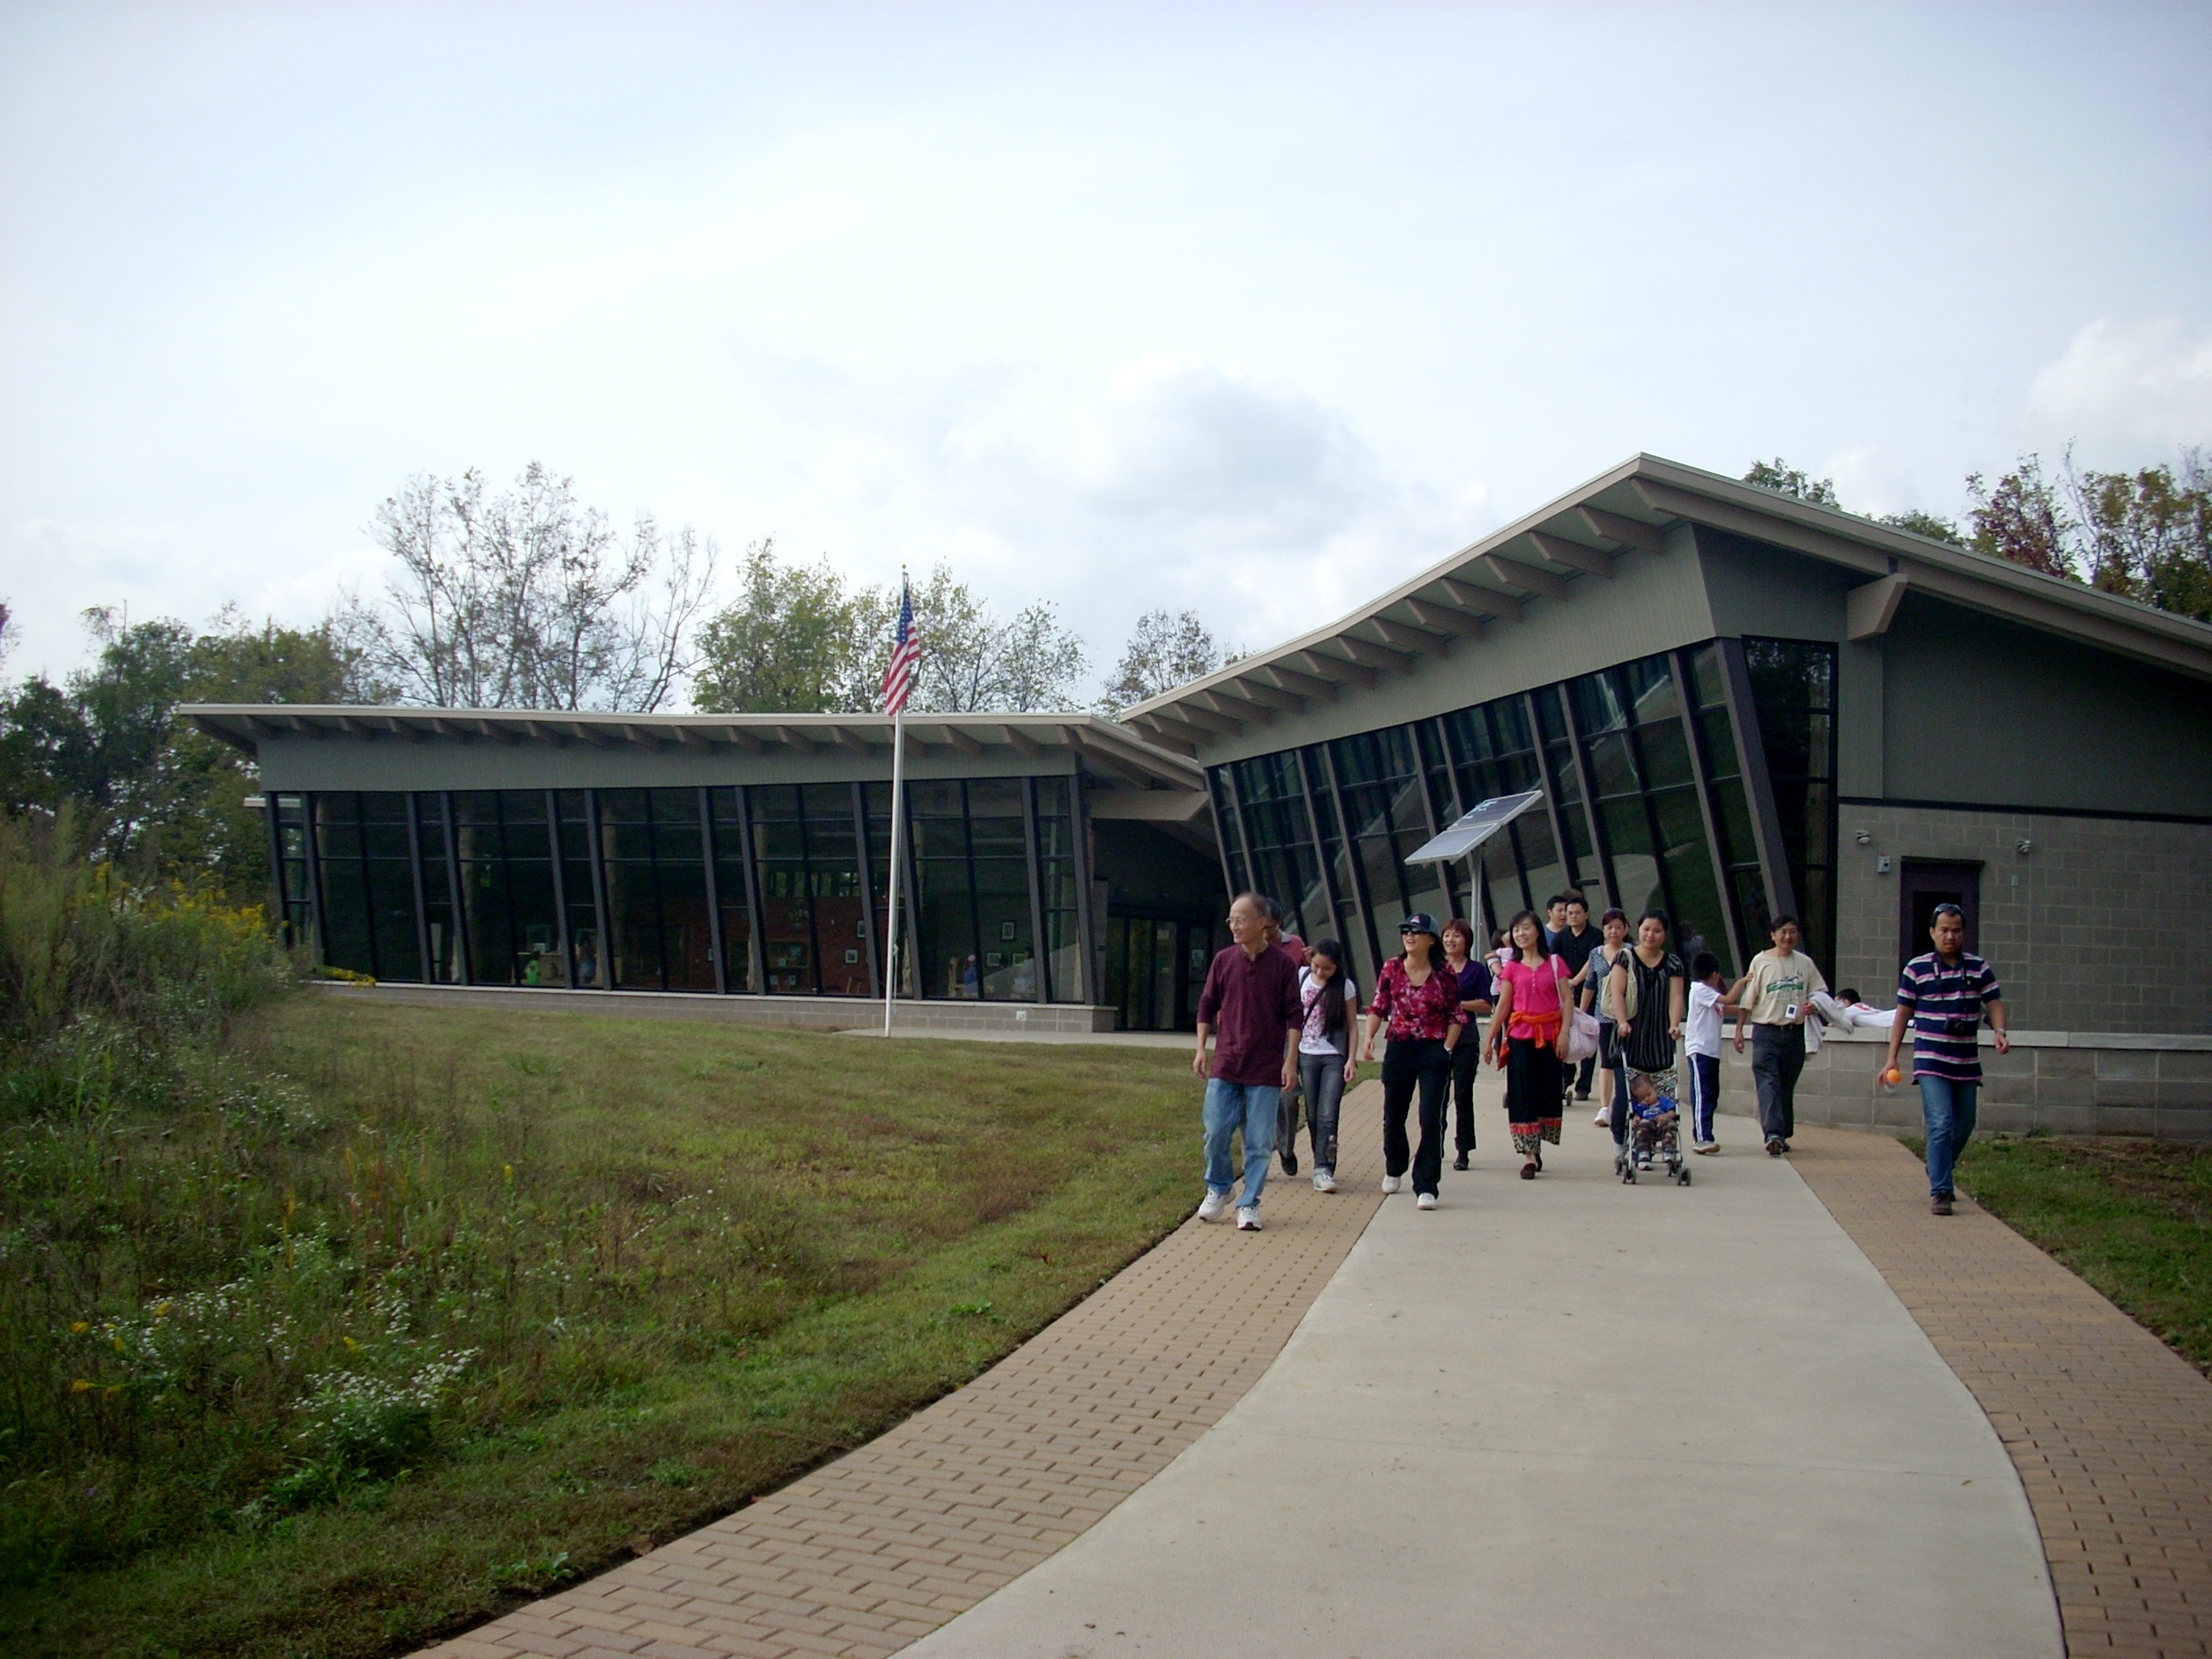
1485 909 1573 1178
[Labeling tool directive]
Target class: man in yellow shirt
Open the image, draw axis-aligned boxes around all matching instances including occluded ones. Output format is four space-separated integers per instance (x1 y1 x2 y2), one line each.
1728 917 1828 1156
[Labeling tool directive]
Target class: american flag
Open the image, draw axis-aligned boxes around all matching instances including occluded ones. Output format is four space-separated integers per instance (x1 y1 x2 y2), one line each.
881 577 920 717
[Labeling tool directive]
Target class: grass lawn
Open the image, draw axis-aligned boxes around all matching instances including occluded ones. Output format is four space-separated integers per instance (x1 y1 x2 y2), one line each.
0 997 1203 1658
1956 1133 2212 1375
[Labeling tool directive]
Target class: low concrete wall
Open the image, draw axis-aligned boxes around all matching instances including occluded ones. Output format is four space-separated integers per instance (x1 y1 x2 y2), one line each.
314 983 1119 1034
1716 1027 2212 1141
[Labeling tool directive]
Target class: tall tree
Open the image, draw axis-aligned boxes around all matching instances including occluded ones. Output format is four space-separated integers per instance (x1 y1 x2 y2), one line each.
887 564 1089 714
0 610 361 893
1877 507 1966 547
1097 609 1225 715
2065 449 2212 621
1742 459 1841 507
340 463 717 712
1966 455 2075 578
691 541 879 714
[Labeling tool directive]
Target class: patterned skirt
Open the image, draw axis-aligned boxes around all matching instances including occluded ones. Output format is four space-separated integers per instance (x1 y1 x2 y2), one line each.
1504 1035 1565 1155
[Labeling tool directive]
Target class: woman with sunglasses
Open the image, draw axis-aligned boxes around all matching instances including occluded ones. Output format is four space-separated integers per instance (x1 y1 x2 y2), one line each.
1358 913 1463 1210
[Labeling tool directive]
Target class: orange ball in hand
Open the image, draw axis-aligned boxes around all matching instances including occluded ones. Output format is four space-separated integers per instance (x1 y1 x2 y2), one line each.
1884 1067 1903 1086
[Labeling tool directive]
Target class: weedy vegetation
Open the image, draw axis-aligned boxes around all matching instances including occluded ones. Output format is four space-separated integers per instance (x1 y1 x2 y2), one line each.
0 814 1200 1656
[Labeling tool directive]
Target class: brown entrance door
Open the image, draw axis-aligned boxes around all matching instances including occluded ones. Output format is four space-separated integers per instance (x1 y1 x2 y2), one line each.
1899 860 1981 974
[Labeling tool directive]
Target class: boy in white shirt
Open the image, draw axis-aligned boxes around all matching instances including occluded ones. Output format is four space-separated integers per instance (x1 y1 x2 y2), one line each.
1684 950 1729 1154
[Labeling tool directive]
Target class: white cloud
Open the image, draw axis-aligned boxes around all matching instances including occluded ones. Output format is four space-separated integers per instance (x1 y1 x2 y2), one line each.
2027 317 2212 453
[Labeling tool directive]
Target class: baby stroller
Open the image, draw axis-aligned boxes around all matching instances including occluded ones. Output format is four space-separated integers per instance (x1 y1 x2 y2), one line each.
1616 1101 1690 1185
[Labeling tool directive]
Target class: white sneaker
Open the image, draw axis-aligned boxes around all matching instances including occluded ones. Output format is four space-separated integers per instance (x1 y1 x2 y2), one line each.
1313 1169 1338 1192
1381 1174 1403 1194
1415 1192 1438 1210
1235 1207 1262 1231
1593 1107 1611 1126
1197 1190 1232 1223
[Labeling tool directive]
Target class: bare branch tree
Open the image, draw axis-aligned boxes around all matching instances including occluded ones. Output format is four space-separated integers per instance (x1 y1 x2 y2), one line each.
341 464 720 711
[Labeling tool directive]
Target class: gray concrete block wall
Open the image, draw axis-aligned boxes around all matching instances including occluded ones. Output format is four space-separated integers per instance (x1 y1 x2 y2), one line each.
1713 1031 2212 1141
1833 804 2210 1035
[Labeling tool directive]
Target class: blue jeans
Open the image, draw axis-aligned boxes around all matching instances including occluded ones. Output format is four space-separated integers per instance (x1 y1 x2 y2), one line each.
1204 1079 1280 1209
1920 1075 1980 1198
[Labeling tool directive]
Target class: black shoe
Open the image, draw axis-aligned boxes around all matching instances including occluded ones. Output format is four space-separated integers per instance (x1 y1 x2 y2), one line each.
1452 1153 1469 1171
1280 1148 1298 1177
1765 1136 1784 1157
1932 1194 1954 1216
1574 1088 1591 1101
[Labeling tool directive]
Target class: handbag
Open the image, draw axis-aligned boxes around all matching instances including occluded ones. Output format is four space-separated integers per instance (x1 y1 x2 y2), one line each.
1550 956 1600 1063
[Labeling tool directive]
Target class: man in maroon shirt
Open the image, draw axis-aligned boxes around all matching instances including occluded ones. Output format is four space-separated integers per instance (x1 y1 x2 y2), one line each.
1192 892 1303 1232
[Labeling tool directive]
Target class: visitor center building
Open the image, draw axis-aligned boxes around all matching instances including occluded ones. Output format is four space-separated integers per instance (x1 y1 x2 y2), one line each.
189 453 2212 1035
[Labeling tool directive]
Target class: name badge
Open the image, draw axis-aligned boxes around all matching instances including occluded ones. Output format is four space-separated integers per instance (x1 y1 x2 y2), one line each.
1784 1002 1800 1021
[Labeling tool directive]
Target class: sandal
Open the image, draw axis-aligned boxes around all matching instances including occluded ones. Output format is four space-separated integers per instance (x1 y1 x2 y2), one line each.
1520 1160 1537 1180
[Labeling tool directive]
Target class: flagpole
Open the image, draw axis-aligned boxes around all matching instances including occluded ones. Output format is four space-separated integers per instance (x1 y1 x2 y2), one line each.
882 708 906 1037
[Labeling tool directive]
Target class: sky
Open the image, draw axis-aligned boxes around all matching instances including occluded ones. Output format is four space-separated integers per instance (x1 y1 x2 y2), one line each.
2 1 2209 695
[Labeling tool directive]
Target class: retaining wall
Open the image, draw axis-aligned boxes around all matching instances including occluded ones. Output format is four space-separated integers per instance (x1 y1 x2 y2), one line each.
1716 1027 2212 1141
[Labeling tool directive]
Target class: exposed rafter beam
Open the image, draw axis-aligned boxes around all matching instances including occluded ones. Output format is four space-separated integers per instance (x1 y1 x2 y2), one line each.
721 724 763 752
944 727 985 757
1122 711 1207 755
1224 677 1305 712
1002 726 1043 758
1579 504 1667 555
573 720 615 749
1295 650 1379 689
1196 688 1273 723
1528 530 1614 579
1251 662 1340 700
1330 635 1415 673
1480 555 1569 602
1064 729 1153 786
1160 701 1245 736
1367 618 1450 656
775 726 817 754
673 724 715 751
1435 578 1524 624
1400 599 1484 640
829 725 872 753
621 723 665 753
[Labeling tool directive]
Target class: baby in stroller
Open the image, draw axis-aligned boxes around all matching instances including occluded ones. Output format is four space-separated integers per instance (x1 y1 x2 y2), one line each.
1616 1072 1690 1185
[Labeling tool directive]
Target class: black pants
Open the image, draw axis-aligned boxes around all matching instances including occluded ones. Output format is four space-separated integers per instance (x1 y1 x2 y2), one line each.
1382 1037 1452 1196
1752 1023 1807 1141
1450 1038 1482 1152
1574 1054 1596 1097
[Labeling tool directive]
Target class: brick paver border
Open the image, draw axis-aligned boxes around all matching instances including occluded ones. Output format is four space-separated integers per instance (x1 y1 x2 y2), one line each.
1793 1126 2212 1659
416 1081 1391 1659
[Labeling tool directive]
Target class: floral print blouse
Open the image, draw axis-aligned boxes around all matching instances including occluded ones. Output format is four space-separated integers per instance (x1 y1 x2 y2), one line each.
1368 956 1464 1043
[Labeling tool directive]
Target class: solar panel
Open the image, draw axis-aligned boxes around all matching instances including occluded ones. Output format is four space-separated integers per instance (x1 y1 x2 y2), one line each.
1401 789 1546 865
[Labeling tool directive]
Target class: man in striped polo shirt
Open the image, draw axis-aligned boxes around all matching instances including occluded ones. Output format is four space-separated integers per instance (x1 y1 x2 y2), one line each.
1882 904 2012 1216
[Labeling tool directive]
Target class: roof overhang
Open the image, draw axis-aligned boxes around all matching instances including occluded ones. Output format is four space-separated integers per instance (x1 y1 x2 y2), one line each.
178 707 1206 793
1118 452 2212 753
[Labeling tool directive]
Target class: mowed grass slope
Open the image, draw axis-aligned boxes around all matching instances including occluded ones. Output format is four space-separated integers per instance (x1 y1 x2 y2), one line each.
1958 1133 2212 1375
1 998 1202 1658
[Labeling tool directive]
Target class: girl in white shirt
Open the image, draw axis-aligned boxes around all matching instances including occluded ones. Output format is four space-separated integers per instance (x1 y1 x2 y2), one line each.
1296 939 1358 1193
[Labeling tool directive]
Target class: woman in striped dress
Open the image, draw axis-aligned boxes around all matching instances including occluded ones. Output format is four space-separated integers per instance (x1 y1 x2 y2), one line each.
1606 910 1687 1163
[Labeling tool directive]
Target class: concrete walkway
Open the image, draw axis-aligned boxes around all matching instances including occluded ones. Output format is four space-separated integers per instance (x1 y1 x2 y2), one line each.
904 1111 2060 1659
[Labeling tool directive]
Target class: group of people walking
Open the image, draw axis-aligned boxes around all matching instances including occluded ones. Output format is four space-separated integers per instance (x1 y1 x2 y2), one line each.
1192 888 2012 1228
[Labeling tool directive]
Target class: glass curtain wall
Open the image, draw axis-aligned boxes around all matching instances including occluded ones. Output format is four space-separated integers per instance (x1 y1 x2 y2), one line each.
291 775 1092 1002
1743 637 1840 969
1214 638 1837 980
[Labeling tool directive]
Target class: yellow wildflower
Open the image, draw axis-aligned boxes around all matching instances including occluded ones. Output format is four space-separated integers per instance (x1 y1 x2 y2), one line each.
71 1321 88 1335
70 1379 93 1393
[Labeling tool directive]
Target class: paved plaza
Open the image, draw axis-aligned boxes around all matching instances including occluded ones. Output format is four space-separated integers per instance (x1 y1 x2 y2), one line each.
423 1081 2212 1659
